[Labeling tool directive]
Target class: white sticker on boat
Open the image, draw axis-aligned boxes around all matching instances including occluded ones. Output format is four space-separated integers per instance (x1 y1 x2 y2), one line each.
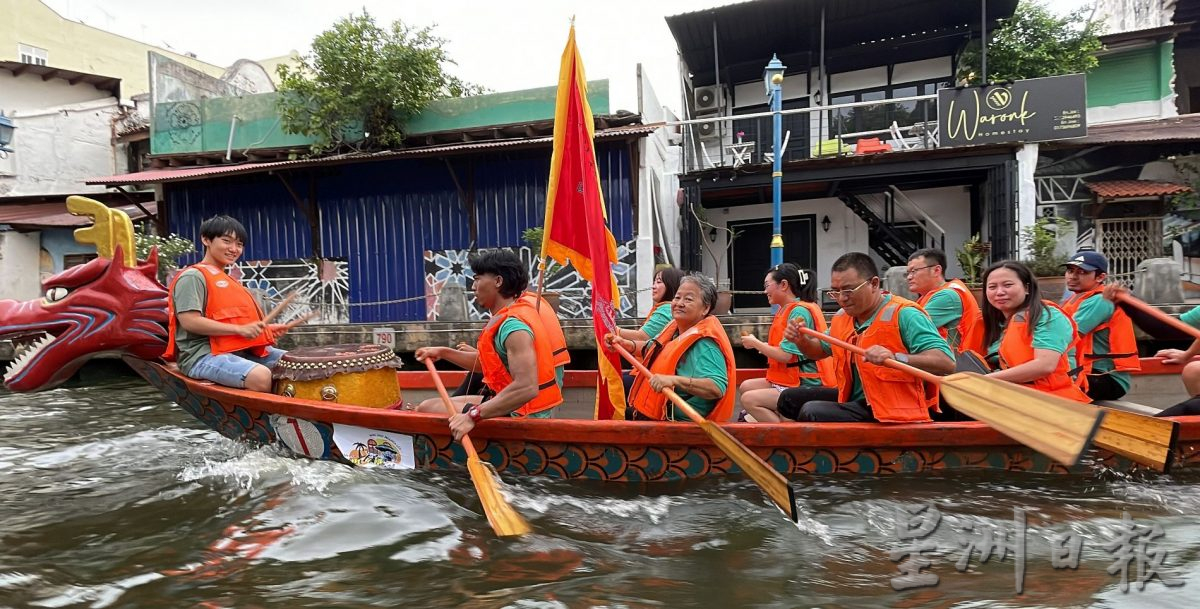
270 414 326 459
333 424 415 470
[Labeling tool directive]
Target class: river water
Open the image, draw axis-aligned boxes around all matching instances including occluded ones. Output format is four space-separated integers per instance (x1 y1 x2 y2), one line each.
1 377 1197 608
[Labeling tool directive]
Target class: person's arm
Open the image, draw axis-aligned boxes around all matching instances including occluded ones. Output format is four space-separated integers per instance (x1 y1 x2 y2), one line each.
447 330 538 439
862 307 954 375
987 349 1062 383
649 373 722 399
177 311 264 339
617 326 651 341
414 345 479 370
741 334 794 363
783 316 832 361
1071 295 1113 336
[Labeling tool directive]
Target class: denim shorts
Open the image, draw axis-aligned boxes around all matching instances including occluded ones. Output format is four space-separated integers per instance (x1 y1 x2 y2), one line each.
187 347 286 388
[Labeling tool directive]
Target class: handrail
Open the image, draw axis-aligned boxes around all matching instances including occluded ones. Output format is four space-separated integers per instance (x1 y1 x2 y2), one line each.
667 93 937 126
889 186 947 238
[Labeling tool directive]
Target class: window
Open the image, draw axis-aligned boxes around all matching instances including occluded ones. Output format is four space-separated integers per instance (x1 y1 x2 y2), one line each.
63 253 97 268
828 78 949 142
17 43 48 66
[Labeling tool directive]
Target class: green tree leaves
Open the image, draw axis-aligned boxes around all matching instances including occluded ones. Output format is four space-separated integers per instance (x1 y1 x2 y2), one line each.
275 11 486 155
957 2 1103 85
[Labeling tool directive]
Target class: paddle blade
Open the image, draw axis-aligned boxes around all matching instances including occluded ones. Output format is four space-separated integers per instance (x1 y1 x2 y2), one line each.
466 456 532 537
1095 407 1179 473
939 373 1103 466
699 420 798 522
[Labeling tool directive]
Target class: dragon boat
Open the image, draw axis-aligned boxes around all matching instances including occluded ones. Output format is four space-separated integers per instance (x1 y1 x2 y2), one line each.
3 198 1200 482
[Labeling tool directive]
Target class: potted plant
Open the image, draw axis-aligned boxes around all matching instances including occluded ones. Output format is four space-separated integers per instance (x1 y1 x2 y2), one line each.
687 204 739 314
954 233 990 305
522 226 562 311
1020 216 1072 302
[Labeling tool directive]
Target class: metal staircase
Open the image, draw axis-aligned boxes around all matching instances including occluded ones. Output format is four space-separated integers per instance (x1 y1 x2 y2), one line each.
840 188 947 267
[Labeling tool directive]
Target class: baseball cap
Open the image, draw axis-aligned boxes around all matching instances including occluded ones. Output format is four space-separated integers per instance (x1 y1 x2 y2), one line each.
1062 251 1108 273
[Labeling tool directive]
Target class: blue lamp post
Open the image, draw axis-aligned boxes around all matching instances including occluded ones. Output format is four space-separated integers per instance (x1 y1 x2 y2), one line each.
0 113 15 154
764 55 786 267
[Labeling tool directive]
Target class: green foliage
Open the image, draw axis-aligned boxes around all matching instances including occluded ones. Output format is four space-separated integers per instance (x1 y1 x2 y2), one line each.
1020 216 1071 277
957 1 1103 85
955 233 992 286
522 226 545 252
275 10 487 155
134 223 195 282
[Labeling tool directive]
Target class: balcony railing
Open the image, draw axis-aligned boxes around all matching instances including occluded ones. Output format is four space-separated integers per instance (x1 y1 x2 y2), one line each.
677 94 939 175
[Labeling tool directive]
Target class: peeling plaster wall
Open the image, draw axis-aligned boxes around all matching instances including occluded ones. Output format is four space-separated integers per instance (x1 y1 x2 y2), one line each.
0 231 42 301
0 97 126 197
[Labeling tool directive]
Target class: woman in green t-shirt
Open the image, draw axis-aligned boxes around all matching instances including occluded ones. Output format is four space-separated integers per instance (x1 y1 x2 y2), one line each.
737 263 829 423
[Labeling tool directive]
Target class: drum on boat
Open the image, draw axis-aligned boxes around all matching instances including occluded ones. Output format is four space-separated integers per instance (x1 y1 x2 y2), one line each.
272 344 402 408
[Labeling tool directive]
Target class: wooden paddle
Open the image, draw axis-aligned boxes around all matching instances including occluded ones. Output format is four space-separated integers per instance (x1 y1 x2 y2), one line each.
611 342 799 523
1112 289 1200 342
423 359 531 537
955 344 1176 472
796 327 1103 467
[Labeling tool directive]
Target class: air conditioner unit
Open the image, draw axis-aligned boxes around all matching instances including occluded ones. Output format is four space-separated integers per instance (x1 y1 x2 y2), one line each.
696 120 718 139
694 85 723 114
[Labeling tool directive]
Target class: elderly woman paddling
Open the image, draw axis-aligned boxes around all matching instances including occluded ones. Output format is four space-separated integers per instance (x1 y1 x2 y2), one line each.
606 273 737 421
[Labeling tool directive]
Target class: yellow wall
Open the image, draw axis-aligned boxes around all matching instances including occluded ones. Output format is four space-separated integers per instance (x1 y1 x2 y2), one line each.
0 0 227 96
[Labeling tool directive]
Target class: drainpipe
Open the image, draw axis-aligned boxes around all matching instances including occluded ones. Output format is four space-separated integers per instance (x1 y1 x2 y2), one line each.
225 115 240 161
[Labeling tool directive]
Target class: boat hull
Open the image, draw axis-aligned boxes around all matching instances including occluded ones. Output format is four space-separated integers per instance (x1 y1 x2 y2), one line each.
127 358 1200 481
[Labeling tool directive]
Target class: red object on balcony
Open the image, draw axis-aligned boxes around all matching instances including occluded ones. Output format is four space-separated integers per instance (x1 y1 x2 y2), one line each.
855 138 892 155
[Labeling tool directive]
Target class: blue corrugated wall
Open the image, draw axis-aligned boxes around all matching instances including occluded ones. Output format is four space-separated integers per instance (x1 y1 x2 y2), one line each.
166 144 634 322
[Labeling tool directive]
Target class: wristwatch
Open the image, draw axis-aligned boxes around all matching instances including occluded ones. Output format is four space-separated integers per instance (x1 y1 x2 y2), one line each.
466 404 484 423
894 352 910 364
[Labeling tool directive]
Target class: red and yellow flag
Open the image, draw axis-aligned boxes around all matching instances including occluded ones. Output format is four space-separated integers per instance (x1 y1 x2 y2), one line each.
540 25 626 420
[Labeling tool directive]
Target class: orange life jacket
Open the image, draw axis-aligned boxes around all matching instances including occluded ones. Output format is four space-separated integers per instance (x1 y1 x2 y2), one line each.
520 292 570 367
628 315 737 421
164 264 273 361
765 300 837 387
829 295 937 423
917 279 983 354
996 301 1091 403
1061 288 1141 381
477 299 563 416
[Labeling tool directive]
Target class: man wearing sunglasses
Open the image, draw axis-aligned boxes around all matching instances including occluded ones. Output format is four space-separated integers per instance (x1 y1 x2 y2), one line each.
778 252 955 423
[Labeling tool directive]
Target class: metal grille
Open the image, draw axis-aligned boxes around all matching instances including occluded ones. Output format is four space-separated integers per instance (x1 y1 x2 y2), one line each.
985 161 1018 261
1095 217 1163 284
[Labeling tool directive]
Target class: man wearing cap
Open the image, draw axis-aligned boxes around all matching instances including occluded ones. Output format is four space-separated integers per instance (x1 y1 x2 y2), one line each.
1061 251 1141 401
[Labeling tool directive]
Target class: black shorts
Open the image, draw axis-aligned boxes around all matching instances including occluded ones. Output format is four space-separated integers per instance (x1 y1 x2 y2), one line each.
776 386 840 420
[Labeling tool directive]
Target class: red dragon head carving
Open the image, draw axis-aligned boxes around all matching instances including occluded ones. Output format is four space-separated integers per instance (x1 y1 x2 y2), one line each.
0 197 171 391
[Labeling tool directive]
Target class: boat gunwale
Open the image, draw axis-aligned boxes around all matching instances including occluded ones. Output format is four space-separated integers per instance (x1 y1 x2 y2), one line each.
143 360 1200 449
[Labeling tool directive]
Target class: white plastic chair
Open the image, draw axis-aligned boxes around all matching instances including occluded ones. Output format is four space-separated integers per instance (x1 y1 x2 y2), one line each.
888 121 915 150
762 130 791 164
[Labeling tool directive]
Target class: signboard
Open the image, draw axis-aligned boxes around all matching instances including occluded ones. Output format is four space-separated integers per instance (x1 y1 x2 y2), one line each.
372 327 396 349
938 74 1087 147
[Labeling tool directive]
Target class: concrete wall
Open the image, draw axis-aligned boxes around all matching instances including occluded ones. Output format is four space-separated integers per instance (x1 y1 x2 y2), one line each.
1 65 115 111
0 230 42 301
1094 0 1176 35
0 96 126 197
0 0 226 96
636 65 682 316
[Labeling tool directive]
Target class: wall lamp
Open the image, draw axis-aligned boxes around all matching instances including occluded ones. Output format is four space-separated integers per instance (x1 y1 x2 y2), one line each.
0 112 15 155
821 215 831 233
708 227 718 242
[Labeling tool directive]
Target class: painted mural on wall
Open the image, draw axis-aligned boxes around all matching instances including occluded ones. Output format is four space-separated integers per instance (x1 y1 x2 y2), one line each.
226 258 351 324
423 241 639 321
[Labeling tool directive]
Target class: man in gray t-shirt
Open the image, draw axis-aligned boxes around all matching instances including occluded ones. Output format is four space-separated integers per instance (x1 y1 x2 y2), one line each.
168 215 286 392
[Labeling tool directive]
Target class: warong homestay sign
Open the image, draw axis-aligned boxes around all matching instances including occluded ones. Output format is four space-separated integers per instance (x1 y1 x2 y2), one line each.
937 74 1087 147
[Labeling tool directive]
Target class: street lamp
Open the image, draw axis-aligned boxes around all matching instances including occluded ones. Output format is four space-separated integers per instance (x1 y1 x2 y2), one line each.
763 55 786 267
0 112 15 155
